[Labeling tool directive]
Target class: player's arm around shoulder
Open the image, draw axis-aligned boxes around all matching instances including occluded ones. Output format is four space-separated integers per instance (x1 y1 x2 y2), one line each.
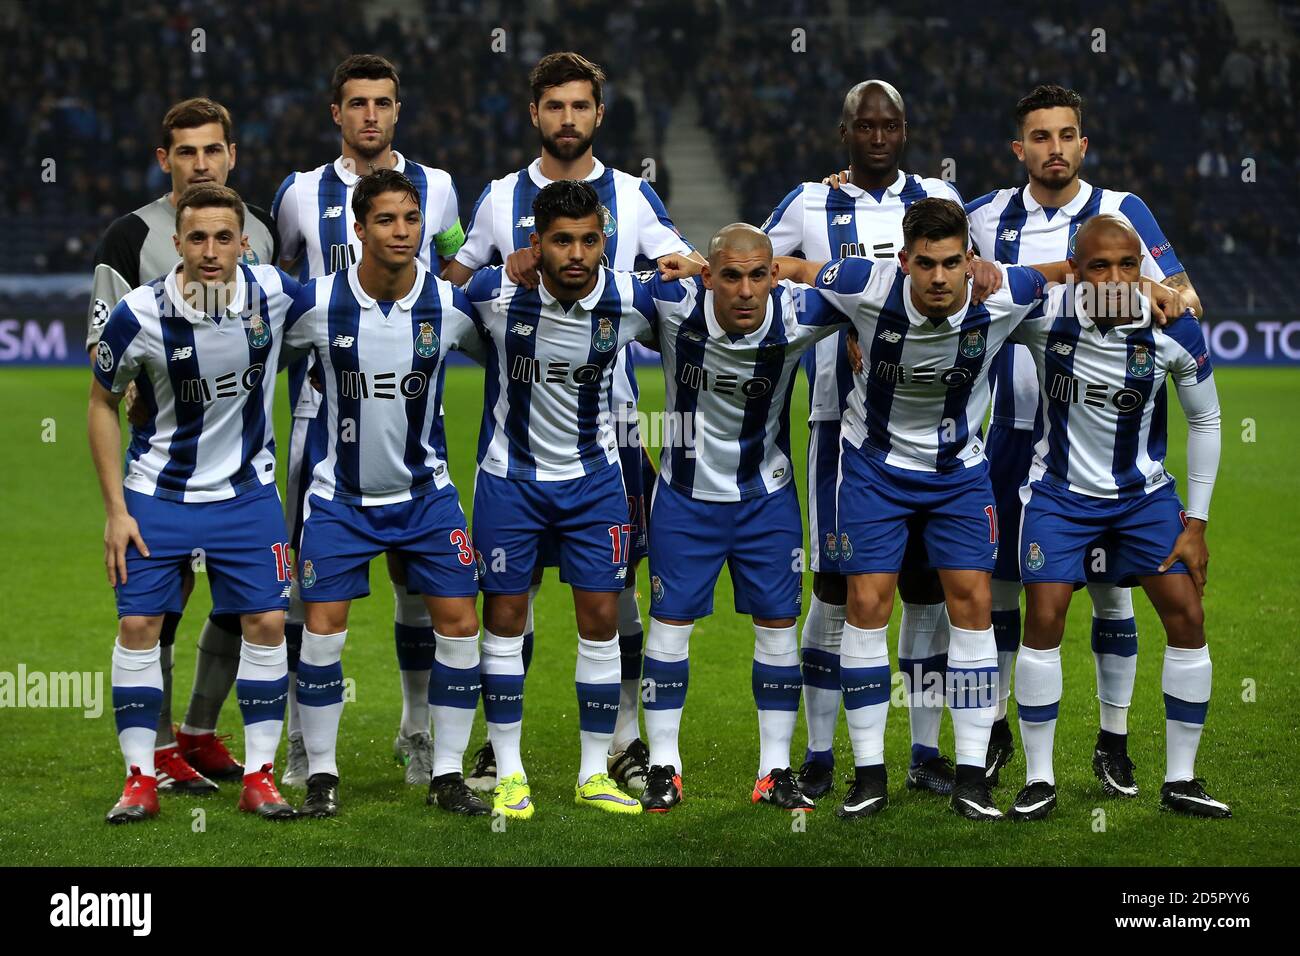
808 255 884 321
445 284 490 368
781 277 850 343
280 275 323 366
630 269 699 351
460 265 510 333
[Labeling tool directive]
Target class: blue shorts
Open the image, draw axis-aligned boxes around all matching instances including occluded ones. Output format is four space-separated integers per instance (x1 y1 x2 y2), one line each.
536 440 654 574
990 424 1126 586
117 483 291 618
297 485 478 603
285 412 328 552
473 465 631 594
1019 479 1189 586
987 423 1036 582
806 419 841 573
647 479 803 621
836 445 999 574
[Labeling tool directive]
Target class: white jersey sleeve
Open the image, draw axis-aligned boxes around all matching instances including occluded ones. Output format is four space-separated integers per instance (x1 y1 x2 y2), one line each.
760 185 807 257
631 179 694 260
1164 317 1219 521
271 172 304 265
91 294 151 394
454 184 496 271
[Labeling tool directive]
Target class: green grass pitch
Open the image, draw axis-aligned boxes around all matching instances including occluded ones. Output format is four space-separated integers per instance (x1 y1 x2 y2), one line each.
0 365 1296 866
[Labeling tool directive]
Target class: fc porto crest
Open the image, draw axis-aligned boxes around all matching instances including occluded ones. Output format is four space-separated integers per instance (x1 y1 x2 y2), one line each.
960 329 986 358
593 316 617 353
1128 345 1154 378
1024 542 1046 572
246 312 270 348
415 321 439 358
599 204 617 238
300 559 317 589
824 532 840 562
839 533 853 561
651 574 665 604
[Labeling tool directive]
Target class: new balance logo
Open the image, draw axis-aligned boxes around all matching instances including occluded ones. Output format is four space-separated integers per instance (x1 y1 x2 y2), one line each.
878 330 902 343
331 335 355 348
830 213 854 226
170 347 193 361
509 322 534 336
1049 342 1074 356
999 228 1019 242
515 216 535 228
322 206 343 219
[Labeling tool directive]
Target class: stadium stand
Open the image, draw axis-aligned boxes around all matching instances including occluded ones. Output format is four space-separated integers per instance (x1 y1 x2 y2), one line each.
1 0 1297 318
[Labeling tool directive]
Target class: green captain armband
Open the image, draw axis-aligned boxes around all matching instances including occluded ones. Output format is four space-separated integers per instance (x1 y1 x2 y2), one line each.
434 220 466 257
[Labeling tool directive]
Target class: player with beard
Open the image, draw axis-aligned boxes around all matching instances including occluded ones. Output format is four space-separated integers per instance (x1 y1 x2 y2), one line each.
763 80 1001 801
445 52 702 796
965 85 1201 796
272 54 466 788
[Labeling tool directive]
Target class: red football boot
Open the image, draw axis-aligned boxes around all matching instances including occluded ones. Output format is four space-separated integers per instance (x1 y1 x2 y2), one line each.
154 744 219 794
238 763 297 820
176 727 244 781
105 766 160 824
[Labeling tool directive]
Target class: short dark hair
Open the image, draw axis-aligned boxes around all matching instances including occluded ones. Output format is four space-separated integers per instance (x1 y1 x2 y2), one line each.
162 98 232 150
332 53 400 105
175 183 244 233
533 180 603 235
529 52 605 107
351 168 421 224
1015 84 1083 135
901 197 968 251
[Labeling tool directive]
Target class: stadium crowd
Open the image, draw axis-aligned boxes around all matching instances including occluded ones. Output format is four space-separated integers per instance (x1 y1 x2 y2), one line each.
2 0 1297 287
0 0 697 271
700 0 1300 260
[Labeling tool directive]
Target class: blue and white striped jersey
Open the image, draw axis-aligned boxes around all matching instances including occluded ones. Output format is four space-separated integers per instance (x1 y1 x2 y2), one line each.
272 152 462 419
814 259 1047 472
640 274 845 502
1013 284 1219 518
465 265 655 481
92 263 298 503
283 261 484 507
454 157 692 420
966 180 1184 432
762 171 963 421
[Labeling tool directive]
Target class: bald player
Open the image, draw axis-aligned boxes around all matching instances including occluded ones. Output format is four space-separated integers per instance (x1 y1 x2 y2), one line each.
764 80 1003 800
965 85 1202 796
1003 215 1227 820
632 224 855 812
